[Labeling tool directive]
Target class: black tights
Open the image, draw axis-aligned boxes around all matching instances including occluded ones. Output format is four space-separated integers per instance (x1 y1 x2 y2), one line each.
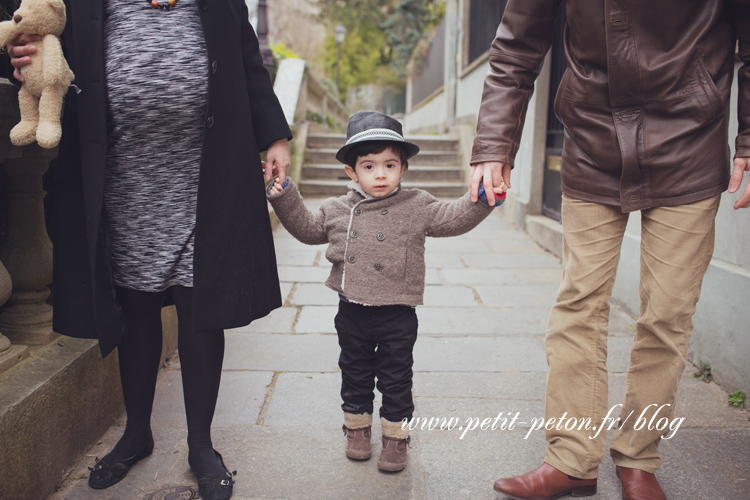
106 285 226 477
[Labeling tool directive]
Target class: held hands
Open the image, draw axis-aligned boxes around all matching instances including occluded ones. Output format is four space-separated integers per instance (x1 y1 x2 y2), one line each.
470 161 511 206
6 34 43 83
264 138 291 183
729 157 750 209
267 176 285 195
261 162 289 195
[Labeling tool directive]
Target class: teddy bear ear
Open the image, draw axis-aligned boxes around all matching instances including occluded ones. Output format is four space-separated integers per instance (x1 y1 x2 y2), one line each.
44 0 66 14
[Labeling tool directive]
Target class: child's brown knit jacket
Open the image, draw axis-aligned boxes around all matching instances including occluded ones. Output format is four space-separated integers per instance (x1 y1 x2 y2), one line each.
267 178 493 306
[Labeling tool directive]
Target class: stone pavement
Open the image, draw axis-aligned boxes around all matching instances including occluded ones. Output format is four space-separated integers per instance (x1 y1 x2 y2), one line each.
49 200 750 500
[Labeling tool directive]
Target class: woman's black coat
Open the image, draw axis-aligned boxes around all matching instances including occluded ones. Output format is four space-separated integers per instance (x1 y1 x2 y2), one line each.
53 0 292 356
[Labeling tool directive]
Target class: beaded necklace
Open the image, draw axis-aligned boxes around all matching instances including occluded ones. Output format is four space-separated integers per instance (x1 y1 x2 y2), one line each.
148 0 177 9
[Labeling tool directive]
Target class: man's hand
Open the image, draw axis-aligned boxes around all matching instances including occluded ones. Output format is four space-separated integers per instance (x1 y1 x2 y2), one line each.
729 157 750 209
264 138 291 182
7 34 43 83
470 161 511 206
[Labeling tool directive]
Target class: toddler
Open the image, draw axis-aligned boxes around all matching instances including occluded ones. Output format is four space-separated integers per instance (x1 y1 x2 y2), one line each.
266 111 505 472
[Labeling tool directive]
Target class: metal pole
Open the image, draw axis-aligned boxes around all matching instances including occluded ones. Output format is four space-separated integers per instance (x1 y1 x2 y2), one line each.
336 42 342 95
256 0 274 76
334 23 347 98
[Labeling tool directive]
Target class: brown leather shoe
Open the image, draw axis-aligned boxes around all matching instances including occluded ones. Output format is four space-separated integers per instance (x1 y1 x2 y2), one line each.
616 466 666 500
493 463 597 499
343 425 372 460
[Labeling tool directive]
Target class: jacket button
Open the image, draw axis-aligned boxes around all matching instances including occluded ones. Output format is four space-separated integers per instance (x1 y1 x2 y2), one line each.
374 262 383 271
376 232 385 241
348 255 356 263
199 0 208 10
350 230 358 238
206 116 215 129
211 60 218 75
381 209 389 215
354 208 362 216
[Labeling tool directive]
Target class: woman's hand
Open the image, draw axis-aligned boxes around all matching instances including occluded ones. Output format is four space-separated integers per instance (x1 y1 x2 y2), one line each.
264 138 291 182
7 34 43 83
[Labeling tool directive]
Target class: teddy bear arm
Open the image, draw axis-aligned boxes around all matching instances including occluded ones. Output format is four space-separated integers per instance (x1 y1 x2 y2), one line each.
0 20 22 51
42 34 72 88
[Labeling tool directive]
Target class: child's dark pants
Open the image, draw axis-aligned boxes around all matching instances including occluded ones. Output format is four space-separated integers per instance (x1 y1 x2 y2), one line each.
335 300 418 423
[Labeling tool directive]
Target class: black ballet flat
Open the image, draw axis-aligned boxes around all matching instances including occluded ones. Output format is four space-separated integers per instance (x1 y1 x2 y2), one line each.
189 450 236 500
88 433 154 489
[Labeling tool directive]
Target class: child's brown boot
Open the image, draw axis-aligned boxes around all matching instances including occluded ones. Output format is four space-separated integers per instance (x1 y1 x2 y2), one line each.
343 412 372 460
378 418 410 472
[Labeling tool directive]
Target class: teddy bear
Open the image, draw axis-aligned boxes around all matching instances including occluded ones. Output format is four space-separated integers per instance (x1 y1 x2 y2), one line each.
0 0 74 149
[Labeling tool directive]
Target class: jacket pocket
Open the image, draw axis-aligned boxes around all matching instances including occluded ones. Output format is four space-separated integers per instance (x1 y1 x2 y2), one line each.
692 59 723 120
553 68 572 122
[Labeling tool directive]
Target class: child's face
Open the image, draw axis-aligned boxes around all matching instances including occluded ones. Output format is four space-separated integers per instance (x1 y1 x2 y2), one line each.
345 147 407 198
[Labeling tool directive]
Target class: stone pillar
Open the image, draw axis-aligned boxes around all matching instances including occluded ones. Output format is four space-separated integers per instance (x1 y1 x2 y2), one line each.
0 79 33 369
0 258 28 374
0 145 57 345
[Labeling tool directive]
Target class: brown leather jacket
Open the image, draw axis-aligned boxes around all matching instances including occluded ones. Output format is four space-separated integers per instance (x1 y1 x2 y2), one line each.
471 0 750 212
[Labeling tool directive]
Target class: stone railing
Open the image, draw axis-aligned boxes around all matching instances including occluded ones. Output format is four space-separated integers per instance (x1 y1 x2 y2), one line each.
272 58 347 184
0 78 55 373
274 58 348 130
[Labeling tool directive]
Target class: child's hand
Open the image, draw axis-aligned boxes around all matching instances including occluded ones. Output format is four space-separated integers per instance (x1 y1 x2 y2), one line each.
493 178 508 195
475 176 507 206
268 177 284 195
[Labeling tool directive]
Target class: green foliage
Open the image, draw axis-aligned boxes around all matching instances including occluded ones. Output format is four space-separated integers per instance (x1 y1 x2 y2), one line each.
271 42 300 62
728 391 746 409
317 0 445 96
307 111 343 130
693 361 713 383
382 0 445 78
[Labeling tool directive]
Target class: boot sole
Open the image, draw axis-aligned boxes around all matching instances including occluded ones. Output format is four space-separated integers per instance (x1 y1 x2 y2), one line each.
346 450 372 460
378 461 406 472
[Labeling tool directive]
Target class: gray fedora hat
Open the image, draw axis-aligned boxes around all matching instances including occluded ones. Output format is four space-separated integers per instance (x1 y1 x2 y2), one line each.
336 111 420 164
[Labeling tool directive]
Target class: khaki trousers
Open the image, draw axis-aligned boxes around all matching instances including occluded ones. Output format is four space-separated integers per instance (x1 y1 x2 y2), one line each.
544 194 720 479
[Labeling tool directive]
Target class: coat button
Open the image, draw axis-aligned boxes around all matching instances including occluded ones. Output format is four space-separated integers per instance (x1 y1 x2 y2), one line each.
211 60 218 75
354 208 362 216
376 232 385 241
199 0 208 10
381 209 389 215
348 255 356 263
374 262 383 271
206 116 215 129
350 230 358 238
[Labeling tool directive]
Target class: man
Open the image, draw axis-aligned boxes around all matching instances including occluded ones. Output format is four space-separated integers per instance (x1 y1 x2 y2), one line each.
470 1 750 500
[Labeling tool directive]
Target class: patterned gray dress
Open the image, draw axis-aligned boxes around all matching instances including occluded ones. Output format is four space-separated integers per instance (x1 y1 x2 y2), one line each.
103 0 208 291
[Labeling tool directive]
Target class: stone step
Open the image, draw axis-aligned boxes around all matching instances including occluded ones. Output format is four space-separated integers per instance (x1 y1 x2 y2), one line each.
305 149 461 166
307 134 460 152
302 164 465 181
299 180 467 199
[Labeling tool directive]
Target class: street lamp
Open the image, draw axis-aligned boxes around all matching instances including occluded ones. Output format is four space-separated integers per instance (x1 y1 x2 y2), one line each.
256 0 274 76
334 23 347 96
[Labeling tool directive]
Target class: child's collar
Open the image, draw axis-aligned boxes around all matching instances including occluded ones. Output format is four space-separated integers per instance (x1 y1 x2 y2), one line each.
347 180 401 200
